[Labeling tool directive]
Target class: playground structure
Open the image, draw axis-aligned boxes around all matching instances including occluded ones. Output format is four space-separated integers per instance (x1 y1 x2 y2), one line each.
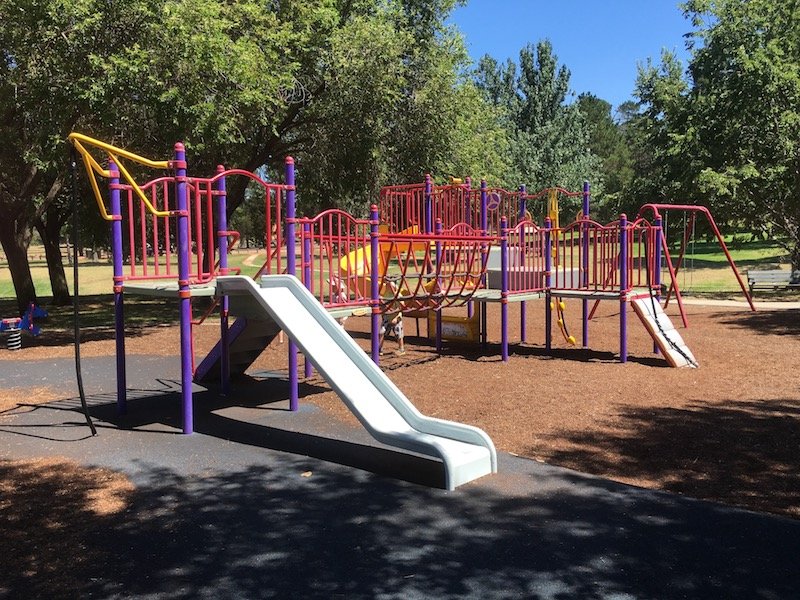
1 303 47 350
68 133 756 486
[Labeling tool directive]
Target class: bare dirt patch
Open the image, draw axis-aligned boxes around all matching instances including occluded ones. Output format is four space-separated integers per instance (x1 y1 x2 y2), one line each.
0 457 134 598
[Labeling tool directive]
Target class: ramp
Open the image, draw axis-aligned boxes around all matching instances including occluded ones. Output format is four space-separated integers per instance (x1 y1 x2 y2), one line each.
215 275 497 490
195 317 281 383
631 297 698 368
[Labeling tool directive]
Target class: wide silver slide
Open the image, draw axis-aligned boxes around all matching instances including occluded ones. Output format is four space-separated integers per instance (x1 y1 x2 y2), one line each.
215 275 497 490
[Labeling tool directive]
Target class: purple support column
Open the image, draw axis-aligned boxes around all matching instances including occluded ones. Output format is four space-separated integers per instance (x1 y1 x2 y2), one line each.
464 177 473 227
370 205 381 364
285 157 299 411
424 174 433 234
303 222 313 377
519 184 527 343
215 165 230 395
619 213 629 363
480 179 488 347
480 179 488 233
466 177 474 319
109 161 127 414
435 219 443 352
653 215 663 355
500 217 509 362
582 180 590 348
174 143 193 434
544 217 553 352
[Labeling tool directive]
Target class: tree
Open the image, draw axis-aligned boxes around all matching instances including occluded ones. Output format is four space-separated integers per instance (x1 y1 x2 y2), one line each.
575 93 636 219
475 41 601 197
633 0 800 267
297 5 509 214
0 0 99 311
2 0 493 310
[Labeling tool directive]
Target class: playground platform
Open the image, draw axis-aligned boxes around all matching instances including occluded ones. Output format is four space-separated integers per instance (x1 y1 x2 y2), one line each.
1 353 799 599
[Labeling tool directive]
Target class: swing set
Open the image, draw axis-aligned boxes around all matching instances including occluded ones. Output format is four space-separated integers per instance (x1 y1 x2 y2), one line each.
636 204 756 326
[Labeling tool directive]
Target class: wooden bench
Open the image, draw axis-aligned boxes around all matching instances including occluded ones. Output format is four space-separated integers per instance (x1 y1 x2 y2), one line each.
745 270 800 293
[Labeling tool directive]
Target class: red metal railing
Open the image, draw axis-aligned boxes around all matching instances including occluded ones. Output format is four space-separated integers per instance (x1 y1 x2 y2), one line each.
297 209 373 310
504 220 548 293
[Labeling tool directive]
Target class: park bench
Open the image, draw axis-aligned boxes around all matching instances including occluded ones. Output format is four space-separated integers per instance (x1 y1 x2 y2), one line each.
745 269 800 293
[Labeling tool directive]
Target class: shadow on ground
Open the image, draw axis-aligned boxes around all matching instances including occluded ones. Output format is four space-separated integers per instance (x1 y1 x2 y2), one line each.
2 451 799 599
82 382 449 491
716 308 800 336
539 398 800 518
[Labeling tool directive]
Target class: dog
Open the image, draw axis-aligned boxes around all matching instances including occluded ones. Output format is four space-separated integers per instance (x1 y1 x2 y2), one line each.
326 277 351 327
379 310 405 356
328 276 405 355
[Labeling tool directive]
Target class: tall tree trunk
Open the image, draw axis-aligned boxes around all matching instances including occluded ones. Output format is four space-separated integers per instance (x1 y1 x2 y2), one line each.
0 219 37 315
35 207 71 305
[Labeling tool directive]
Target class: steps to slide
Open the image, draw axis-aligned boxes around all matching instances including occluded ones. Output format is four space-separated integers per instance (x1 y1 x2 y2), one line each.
194 316 281 382
215 275 497 490
631 297 698 368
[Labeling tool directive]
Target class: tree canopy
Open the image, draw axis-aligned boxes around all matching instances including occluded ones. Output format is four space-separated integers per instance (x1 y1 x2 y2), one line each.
1 0 510 309
633 0 800 266
475 41 601 195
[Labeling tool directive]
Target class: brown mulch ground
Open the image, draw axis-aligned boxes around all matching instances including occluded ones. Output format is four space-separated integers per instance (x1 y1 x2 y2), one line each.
2 298 799 520
0 457 135 597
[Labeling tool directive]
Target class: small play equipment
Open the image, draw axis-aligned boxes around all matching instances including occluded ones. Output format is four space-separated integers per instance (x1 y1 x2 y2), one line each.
1 303 47 350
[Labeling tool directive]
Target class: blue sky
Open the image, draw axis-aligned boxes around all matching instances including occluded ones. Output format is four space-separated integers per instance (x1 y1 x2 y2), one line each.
450 0 693 110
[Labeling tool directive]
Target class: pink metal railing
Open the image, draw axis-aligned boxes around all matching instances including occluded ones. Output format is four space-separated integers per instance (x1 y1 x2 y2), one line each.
379 183 426 233
118 169 288 285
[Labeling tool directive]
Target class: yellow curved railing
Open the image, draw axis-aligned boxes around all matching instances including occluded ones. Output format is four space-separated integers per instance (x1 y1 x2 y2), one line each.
68 132 172 221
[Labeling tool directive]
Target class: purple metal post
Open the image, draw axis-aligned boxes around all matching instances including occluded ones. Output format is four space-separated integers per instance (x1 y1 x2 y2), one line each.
519 184 527 343
500 217 509 362
480 179 488 233
303 221 313 377
174 143 193 434
466 177 474 319
653 215 663 355
435 219 443 352
109 161 127 414
619 213 629 363
285 157 298 411
544 217 553 352
464 177 472 227
424 174 433 234
370 205 381 364
215 165 230 395
480 179 488 347
582 180 590 348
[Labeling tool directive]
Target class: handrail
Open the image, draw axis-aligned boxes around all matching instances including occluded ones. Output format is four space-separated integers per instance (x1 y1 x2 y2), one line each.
68 132 170 169
67 132 173 221
526 186 583 200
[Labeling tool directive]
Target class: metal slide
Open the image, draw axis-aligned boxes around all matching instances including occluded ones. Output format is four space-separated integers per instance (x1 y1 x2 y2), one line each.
215 275 497 490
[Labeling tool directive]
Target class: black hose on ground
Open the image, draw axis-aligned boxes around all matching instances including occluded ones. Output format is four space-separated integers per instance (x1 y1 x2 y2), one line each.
71 146 97 436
